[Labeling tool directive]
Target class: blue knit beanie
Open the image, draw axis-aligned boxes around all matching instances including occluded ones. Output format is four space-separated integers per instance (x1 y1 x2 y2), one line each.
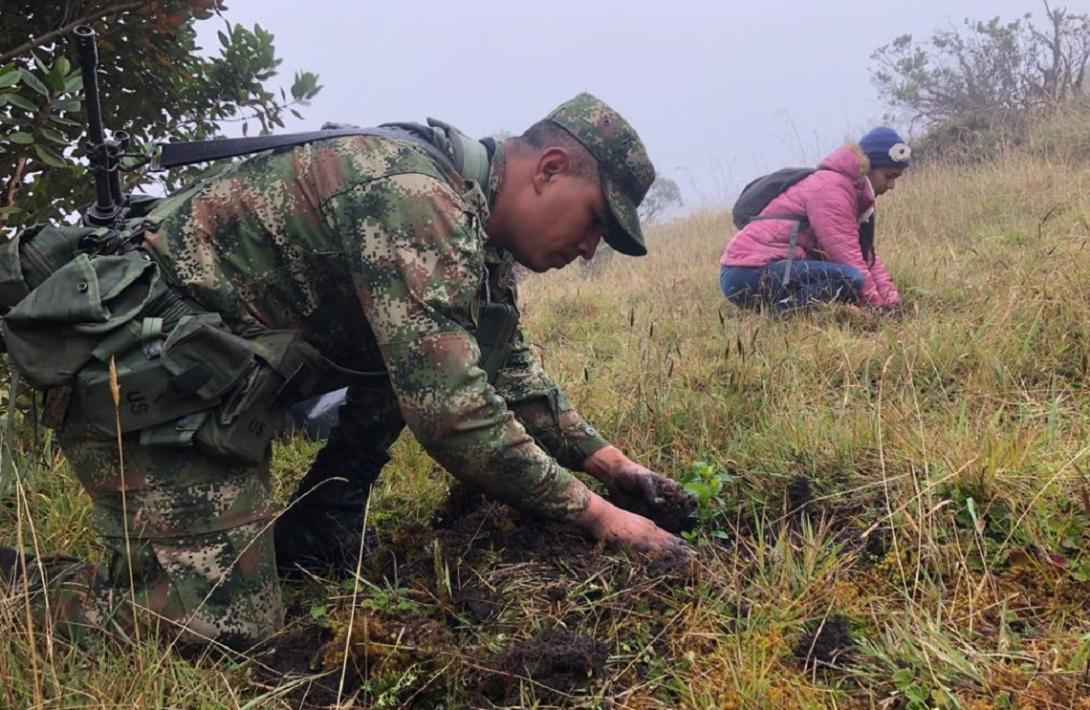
859 126 912 169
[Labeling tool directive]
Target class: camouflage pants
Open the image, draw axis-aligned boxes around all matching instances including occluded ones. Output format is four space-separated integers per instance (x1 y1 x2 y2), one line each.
20 398 283 651
19 382 404 650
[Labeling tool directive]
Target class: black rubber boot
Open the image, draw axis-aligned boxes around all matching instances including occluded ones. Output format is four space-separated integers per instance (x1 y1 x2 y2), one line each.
274 446 384 577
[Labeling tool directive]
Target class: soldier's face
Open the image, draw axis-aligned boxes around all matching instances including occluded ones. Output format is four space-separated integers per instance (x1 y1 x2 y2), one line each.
514 173 610 273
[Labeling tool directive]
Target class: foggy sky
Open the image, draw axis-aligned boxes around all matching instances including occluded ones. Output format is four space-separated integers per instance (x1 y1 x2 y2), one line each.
198 0 1046 210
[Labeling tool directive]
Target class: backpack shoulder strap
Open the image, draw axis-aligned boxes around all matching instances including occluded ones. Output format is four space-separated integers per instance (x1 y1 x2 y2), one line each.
154 126 457 172
425 118 491 189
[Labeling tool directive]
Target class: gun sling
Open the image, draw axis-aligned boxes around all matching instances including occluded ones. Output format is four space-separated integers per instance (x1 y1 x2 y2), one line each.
156 127 455 171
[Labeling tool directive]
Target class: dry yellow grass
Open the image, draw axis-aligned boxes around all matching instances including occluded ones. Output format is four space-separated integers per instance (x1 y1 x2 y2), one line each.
3 112 1090 707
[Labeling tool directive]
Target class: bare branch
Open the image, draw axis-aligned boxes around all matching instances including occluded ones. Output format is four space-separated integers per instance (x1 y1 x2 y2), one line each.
871 2 1090 126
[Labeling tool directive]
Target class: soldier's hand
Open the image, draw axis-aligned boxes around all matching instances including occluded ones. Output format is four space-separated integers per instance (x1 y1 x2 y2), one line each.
575 492 693 555
609 461 693 511
583 446 697 533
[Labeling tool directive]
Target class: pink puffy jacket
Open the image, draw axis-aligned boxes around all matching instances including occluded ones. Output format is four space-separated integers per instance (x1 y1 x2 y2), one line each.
720 144 901 307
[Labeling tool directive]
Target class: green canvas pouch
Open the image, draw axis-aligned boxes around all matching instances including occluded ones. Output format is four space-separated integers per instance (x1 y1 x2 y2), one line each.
160 314 255 401
75 313 254 436
6 253 156 329
195 329 325 465
138 410 209 447
74 339 213 436
3 253 160 387
0 224 111 311
0 229 31 309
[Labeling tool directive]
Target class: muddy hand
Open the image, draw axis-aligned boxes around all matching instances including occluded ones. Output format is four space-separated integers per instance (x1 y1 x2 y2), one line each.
576 492 692 555
585 447 695 510
611 461 694 512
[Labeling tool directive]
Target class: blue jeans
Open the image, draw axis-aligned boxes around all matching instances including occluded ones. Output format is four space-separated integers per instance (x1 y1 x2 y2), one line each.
720 260 863 313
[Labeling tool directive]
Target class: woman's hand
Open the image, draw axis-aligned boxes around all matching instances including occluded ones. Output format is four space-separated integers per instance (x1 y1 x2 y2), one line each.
876 301 910 318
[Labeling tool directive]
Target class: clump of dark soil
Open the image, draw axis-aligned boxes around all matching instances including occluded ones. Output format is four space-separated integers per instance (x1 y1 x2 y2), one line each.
644 544 700 579
248 614 456 708
793 614 854 670
249 624 344 709
474 626 610 705
393 483 604 581
861 527 889 561
785 475 814 518
453 577 500 623
431 481 496 529
607 476 699 534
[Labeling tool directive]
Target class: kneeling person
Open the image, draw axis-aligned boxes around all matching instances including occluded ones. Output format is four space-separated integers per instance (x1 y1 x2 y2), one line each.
719 127 909 314
0 93 691 650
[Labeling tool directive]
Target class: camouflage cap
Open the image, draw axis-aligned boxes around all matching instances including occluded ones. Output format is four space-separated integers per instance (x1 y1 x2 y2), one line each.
544 93 655 256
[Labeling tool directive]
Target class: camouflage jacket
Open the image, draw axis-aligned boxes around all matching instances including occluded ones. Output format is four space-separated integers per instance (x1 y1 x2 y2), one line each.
141 126 609 521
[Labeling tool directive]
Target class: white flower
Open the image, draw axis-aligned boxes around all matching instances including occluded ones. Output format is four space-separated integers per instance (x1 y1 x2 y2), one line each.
889 143 912 162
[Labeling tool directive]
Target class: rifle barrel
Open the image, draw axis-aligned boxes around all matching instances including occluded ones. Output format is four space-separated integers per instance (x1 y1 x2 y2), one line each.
73 25 118 223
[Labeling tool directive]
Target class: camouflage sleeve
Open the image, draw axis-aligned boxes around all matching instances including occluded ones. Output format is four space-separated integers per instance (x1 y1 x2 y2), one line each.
492 329 610 471
324 174 590 522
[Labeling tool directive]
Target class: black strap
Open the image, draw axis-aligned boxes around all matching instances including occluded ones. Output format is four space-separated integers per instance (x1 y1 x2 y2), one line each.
155 126 455 171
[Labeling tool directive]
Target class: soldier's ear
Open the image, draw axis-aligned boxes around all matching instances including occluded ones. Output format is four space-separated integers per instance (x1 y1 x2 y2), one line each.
533 147 572 193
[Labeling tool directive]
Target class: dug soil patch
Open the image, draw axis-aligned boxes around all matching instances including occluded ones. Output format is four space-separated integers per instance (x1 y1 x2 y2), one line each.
474 626 610 705
263 484 697 706
793 614 854 670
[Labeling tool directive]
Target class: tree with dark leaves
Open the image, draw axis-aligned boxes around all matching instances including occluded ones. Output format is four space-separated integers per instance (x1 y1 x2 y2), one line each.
0 1 321 228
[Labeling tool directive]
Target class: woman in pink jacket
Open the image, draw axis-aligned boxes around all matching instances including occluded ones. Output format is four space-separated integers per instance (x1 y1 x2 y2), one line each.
719 127 909 313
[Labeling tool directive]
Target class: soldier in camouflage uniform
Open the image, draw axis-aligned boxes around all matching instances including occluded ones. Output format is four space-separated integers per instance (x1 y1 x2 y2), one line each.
0 93 692 650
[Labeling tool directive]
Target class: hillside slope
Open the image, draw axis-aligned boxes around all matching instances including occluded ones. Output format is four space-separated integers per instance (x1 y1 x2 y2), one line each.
3 113 1090 707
